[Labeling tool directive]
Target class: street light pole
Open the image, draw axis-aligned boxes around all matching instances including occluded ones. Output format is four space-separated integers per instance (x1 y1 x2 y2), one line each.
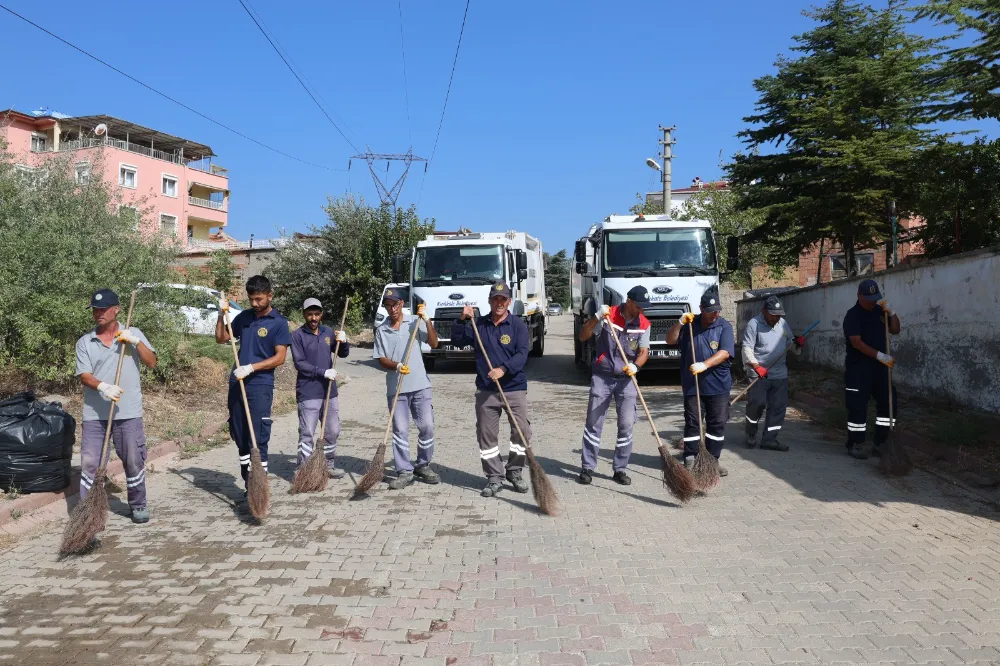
660 125 676 220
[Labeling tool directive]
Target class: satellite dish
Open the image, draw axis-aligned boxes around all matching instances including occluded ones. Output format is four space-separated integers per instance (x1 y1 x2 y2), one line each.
645 157 662 171
94 124 107 136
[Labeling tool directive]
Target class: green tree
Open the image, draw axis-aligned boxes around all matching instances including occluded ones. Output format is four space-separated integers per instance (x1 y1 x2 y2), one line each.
267 196 435 330
918 0 1000 121
543 249 571 306
206 248 239 295
0 144 181 387
728 0 945 275
628 193 663 216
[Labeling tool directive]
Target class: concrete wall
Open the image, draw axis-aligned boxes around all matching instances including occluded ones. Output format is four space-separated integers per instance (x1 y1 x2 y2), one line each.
736 247 1000 413
172 248 279 301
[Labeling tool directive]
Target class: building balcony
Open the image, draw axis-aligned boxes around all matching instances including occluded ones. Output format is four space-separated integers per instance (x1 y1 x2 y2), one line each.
189 196 226 211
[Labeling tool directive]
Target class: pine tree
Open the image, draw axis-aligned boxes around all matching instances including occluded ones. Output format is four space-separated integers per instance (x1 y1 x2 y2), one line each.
729 0 945 274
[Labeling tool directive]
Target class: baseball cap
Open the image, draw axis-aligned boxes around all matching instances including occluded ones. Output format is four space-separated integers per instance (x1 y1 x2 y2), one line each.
764 295 785 316
87 288 119 309
626 285 652 309
302 297 323 311
858 278 881 302
489 282 512 299
383 288 403 303
700 289 722 313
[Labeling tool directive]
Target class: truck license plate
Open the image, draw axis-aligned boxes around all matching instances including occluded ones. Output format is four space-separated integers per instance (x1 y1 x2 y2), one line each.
651 349 680 358
445 345 473 352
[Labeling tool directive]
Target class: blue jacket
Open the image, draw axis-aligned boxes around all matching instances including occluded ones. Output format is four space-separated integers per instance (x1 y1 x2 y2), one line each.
450 314 529 392
291 325 350 401
678 316 735 397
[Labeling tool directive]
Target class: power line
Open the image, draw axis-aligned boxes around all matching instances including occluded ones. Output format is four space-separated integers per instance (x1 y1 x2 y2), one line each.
428 0 471 166
0 3 343 171
236 0 360 154
397 0 413 146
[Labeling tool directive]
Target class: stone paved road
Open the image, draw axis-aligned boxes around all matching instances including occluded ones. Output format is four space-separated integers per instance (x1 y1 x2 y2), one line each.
2 316 999 666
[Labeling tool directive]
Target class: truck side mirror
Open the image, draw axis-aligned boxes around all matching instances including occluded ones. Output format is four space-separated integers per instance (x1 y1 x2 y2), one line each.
391 255 404 283
726 237 739 271
574 261 588 275
518 268 528 281
516 249 528 271
574 239 587 264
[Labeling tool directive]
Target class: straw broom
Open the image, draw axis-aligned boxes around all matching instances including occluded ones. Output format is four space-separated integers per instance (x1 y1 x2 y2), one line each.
877 311 912 477
687 319 721 491
603 313 696 503
469 316 558 516
61 291 136 555
221 293 271 521
353 315 422 497
291 298 350 494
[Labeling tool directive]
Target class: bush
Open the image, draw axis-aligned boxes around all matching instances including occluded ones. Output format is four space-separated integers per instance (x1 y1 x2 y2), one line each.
0 144 183 390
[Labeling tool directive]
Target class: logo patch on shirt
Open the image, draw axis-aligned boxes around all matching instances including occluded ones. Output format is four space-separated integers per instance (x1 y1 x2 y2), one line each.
628 338 639 351
324 337 331 345
500 334 511 345
709 340 719 350
257 327 268 338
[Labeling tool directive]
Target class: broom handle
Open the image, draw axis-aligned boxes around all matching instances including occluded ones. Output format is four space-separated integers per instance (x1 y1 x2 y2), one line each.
468 315 532 450
98 291 137 469
885 314 894 433
687 321 706 446
380 316 423 450
730 319 821 405
602 314 663 448
221 293 258 452
320 297 351 441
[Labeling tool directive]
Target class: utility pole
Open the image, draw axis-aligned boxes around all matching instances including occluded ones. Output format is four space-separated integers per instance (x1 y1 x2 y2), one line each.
660 125 676 220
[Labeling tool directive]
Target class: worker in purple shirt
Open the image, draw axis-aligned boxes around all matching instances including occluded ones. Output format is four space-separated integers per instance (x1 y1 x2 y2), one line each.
290 298 350 479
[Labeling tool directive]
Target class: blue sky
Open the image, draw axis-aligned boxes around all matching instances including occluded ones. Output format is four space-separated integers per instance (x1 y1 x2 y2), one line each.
1 0 994 254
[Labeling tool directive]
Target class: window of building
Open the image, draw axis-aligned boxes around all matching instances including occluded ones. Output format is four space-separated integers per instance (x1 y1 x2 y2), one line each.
30 134 47 152
162 174 178 197
159 213 178 237
75 162 91 186
119 164 138 189
119 206 139 231
829 253 875 280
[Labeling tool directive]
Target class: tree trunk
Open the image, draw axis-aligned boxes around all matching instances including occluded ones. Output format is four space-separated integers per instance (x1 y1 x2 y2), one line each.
845 234 856 278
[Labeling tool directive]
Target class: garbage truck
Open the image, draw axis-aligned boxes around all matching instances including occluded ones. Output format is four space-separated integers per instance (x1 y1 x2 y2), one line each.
571 213 737 370
393 229 547 367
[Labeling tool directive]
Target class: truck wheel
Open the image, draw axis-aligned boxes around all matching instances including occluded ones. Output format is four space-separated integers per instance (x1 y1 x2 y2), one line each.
574 334 582 364
530 331 545 357
423 355 436 371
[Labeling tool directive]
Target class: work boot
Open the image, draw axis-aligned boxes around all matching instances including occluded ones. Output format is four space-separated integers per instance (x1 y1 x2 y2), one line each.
388 472 415 490
481 480 503 498
718 465 729 477
578 468 593 485
414 465 440 484
506 470 529 493
760 440 788 452
612 470 632 486
745 433 757 449
328 467 346 479
131 507 149 524
848 444 870 460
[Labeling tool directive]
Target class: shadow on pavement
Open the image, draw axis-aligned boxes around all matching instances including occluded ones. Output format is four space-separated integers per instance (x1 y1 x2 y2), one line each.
170 466 259 525
536 453 682 509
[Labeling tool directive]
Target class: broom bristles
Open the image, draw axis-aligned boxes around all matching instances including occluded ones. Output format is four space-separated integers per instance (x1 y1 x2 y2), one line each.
525 448 558 516
353 442 386 497
692 444 721 491
670 436 683 451
60 467 109 555
247 448 271 520
289 446 329 494
659 446 697 502
877 435 913 477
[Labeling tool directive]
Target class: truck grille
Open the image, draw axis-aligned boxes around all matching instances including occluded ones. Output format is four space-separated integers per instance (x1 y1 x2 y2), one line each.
432 307 479 340
649 318 679 342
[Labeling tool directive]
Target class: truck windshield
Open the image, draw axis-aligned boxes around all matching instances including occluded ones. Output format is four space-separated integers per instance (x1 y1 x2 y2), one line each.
603 228 717 275
413 245 505 285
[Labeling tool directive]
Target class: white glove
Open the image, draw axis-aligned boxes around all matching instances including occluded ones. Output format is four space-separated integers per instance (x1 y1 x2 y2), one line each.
876 352 895 369
115 328 140 346
877 299 893 316
97 382 124 402
690 362 708 375
324 368 338 381
234 364 254 379
218 298 230 313
334 330 348 343
598 304 612 319
624 362 638 377
416 303 429 321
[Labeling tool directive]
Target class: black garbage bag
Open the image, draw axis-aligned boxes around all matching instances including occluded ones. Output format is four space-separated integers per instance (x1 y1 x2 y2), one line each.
0 392 76 493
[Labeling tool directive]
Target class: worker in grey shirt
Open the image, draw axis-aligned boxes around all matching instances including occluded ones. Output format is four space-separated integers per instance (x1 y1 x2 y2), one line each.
742 295 804 451
373 289 441 490
75 288 157 524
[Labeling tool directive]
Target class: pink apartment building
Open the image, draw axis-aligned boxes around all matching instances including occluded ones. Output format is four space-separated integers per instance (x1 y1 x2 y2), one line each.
1 107 229 247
